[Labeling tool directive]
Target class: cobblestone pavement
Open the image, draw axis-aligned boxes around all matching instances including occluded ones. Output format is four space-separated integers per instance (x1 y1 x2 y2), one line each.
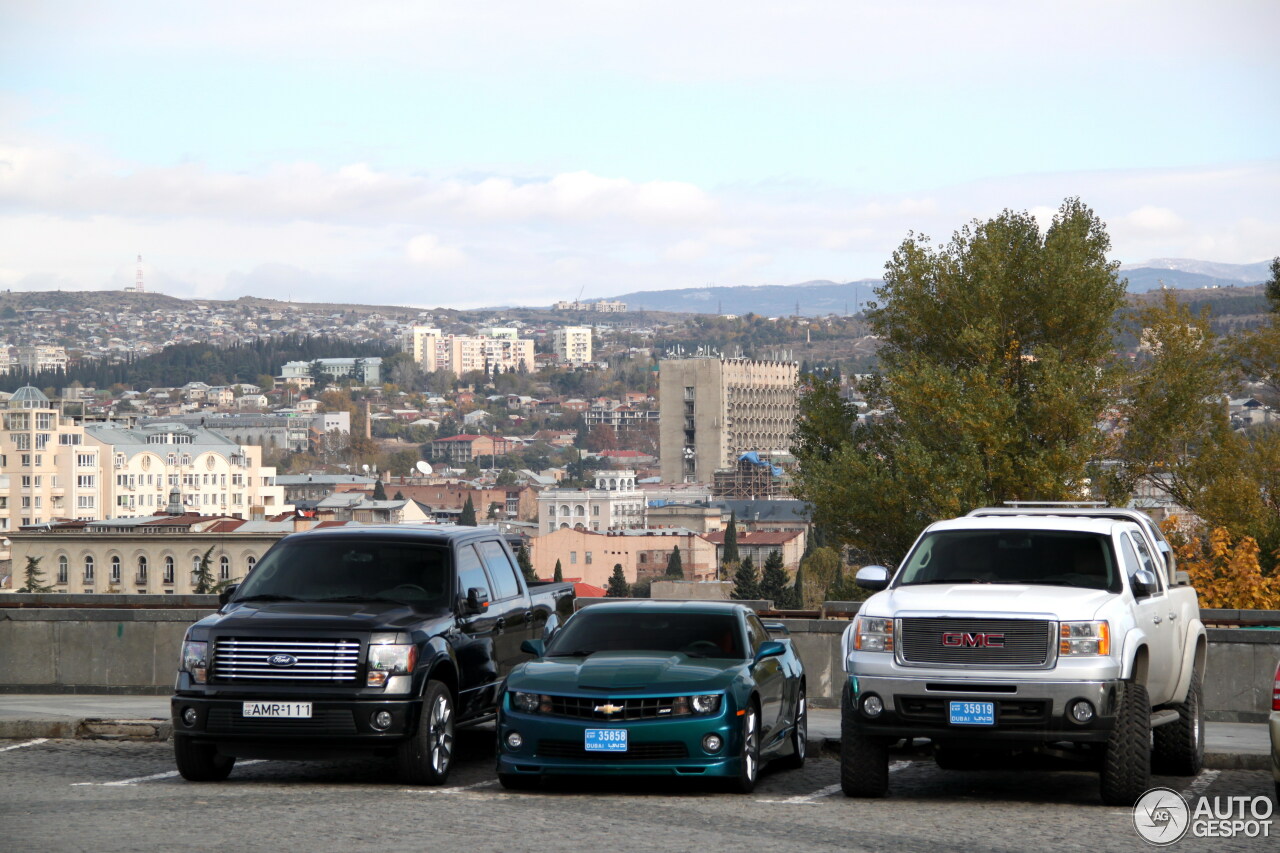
2 732 1275 853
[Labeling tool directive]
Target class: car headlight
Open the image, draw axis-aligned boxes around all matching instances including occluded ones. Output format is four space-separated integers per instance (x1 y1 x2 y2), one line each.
510 692 547 714
367 643 417 686
853 616 894 652
181 639 208 684
690 694 721 715
1059 621 1110 656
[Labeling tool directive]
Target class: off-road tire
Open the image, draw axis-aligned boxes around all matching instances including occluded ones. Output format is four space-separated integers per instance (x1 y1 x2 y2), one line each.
1100 680 1151 806
173 734 235 782
1152 669 1205 776
776 682 808 771
398 679 456 786
840 680 889 797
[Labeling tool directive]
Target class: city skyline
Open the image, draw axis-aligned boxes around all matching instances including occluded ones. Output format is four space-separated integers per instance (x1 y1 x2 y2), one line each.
1 1 1276 308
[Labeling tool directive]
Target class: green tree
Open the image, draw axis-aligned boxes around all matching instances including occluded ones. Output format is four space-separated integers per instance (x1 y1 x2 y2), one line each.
792 199 1125 564
665 546 684 579
759 550 789 605
193 545 217 594
731 555 760 601
723 512 740 563
553 559 563 583
487 501 503 520
459 495 477 526
797 547 841 608
1265 255 1280 312
607 563 629 598
495 468 518 486
18 555 52 593
371 480 387 501
516 544 537 583
394 490 405 501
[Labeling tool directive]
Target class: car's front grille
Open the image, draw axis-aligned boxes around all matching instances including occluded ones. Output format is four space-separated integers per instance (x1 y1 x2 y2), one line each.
546 695 688 721
206 708 357 735
897 696 1051 727
212 638 361 683
536 740 689 760
898 618 1053 667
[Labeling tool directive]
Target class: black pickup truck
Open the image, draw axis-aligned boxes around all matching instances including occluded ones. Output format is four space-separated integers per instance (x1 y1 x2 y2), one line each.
171 525 574 785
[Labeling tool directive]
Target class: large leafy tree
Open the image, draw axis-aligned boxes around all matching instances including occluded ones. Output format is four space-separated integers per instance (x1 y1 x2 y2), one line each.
792 199 1125 564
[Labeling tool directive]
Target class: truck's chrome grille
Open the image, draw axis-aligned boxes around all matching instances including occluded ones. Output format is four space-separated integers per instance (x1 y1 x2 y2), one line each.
212 638 361 683
898 618 1052 667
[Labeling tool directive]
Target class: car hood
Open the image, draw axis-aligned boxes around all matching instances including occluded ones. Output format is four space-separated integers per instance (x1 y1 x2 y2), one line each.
875 584 1116 621
510 650 742 694
205 600 449 633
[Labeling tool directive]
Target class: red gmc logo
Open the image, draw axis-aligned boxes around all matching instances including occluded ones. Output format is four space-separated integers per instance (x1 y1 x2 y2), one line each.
941 632 1005 648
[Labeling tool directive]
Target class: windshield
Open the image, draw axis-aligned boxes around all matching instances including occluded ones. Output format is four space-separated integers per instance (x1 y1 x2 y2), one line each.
897 529 1120 591
233 538 452 609
545 610 745 659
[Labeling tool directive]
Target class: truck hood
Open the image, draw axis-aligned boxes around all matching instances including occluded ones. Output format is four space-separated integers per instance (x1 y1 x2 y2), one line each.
205 600 450 633
872 584 1115 621
509 650 741 694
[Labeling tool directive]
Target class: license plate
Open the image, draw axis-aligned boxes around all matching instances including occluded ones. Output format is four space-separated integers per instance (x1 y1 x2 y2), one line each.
948 701 995 725
242 702 312 718
584 728 628 752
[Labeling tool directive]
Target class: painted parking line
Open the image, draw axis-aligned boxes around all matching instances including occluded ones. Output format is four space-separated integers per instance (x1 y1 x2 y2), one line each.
1181 769 1220 801
0 738 48 753
400 780 499 794
761 760 912 804
72 760 268 786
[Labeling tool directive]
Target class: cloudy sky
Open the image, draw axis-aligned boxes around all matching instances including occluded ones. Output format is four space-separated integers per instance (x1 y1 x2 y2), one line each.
1 1 1276 308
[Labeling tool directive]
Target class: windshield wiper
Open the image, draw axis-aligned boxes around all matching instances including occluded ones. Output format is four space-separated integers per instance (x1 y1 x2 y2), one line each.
235 594 302 602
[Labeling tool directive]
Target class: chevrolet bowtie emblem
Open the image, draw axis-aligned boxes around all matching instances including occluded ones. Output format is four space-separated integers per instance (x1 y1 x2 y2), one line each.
594 704 624 715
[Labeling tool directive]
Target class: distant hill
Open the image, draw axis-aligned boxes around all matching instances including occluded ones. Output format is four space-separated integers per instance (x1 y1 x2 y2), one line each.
1121 258 1272 281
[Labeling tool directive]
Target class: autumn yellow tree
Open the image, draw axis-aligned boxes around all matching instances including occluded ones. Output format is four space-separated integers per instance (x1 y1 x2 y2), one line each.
1171 525 1280 610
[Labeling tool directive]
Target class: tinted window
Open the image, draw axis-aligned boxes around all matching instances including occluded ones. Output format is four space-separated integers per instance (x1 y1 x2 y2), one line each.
545 610 745 659
744 614 765 654
456 544 492 601
899 529 1119 592
478 540 521 600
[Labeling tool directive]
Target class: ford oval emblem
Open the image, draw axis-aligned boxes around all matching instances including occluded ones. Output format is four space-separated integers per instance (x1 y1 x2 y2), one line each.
268 653 297 667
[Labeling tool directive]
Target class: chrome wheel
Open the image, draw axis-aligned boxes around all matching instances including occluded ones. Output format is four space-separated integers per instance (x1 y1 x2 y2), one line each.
795 689 807 760
743 708 759 783
428 693 454 775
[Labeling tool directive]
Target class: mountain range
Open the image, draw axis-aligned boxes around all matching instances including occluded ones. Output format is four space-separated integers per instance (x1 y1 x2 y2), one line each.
602 259 1270 316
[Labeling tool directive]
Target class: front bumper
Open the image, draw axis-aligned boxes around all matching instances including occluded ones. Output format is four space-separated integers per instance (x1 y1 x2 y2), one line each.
497 705 744 777
845 674 1123 744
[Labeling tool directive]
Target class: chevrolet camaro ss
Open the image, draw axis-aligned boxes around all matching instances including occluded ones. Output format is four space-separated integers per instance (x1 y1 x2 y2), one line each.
495 600 807 792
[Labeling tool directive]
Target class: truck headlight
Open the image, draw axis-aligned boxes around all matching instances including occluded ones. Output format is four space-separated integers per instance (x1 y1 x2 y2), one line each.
1059 621 1110 656
853 616 894 652
181 639 208 684
367 643 417 686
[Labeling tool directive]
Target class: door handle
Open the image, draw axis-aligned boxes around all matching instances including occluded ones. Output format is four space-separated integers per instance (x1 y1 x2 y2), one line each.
494 617 505 635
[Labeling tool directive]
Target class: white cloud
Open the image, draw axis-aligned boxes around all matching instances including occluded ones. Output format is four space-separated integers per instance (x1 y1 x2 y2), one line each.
405 234 465 268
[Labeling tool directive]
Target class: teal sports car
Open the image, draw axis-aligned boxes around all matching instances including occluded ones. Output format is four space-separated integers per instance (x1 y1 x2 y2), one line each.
495 600 807 792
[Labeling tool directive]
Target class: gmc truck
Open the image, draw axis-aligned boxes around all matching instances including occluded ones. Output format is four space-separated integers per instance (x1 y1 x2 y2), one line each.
171 525 574 785
840 505 1205 805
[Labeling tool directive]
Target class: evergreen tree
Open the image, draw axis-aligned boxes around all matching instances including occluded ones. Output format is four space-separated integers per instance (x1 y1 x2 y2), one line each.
759 550 789 605
393 490 405 501
18 555 52 594
516 544 537 583
731 555 760 601
723 512 740 563
607 563 629 598
371 480 387 501
459 495 477 526
790 563 805 609
665 546 684 579
553 559 563 582
193 545 217 594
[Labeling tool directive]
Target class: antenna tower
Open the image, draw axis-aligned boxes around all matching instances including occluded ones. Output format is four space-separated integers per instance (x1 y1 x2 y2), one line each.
135 255 146 294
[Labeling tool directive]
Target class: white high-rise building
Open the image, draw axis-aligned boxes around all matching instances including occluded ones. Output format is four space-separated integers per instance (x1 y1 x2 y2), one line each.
553 327 593 364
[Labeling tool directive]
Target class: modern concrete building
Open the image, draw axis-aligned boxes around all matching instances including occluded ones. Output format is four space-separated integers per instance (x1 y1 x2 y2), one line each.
280 357 382 385
401 327 534 374
553 326 593 364
527 527 716 587
536 470 644 533
658 357 799 483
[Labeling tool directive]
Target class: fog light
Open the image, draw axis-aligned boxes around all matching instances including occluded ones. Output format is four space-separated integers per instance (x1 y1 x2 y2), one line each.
371 710 393 730
1069 700 1095 724
506 731 524 750
702 733 723 753
862 694 884 718
182 707 198 727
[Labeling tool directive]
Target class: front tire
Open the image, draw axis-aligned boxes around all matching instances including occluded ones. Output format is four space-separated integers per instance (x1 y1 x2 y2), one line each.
174 734 235 782
398 680 455 786
727 703 761 793
1153 669 1204 776
776 682 807 770
1100 680 1151 806
840 680 889 797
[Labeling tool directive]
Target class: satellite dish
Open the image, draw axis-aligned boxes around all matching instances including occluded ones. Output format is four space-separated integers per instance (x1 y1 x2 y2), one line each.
415 461 433 475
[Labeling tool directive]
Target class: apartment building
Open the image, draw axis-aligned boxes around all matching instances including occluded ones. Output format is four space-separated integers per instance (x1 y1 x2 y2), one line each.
401 327 534 374
536 470 645 533
553 326 593 364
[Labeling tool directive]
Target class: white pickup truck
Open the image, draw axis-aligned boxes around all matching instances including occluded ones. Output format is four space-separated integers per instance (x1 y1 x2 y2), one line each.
840 505 1206 805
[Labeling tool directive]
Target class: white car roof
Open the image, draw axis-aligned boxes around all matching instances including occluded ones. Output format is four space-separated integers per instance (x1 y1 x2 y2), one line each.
925 516 1128 536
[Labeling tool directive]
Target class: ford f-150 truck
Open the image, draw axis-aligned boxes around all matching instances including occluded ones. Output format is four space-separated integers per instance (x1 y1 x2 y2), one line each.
171 525 574 785
840 504 1205 805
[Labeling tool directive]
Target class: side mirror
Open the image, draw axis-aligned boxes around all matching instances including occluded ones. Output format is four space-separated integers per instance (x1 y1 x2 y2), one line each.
520 638 545 657
855 566 890 591
1131 569 1158 599
754 640 786 662
465 586 490 615
218 584 238 607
